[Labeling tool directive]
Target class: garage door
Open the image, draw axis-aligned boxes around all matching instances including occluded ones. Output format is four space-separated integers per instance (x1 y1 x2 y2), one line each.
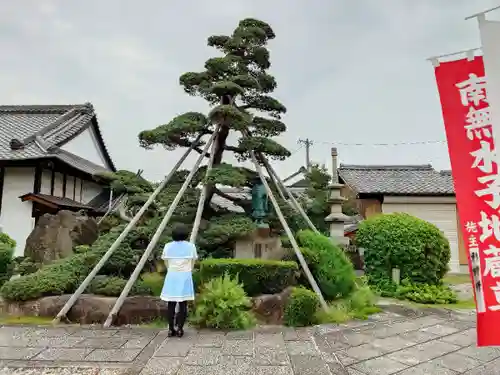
382 202 460 273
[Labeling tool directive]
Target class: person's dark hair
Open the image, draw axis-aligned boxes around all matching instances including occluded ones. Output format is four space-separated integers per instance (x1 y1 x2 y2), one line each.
171 223 189 242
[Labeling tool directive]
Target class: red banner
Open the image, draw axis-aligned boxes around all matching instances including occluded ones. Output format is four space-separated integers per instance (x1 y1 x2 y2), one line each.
435 56 500 346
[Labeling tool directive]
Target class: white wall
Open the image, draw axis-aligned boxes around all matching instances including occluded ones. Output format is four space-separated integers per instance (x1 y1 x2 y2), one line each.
66 176 75 200
74 177 82 202
53 172 64 197
39 169 85 202
0 167 35 257
40 169 52 195
61 127 108 168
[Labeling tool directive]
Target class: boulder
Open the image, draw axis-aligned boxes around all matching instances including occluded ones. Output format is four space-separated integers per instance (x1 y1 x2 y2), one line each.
0 294 167 325
24 210 99 264
251 287 293 325
0 289 294 326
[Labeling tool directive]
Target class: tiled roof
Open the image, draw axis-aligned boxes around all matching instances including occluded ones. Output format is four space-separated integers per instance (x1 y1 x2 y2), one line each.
19 190 123 215
0 103 115 174
22 193 91 209
338 164 454 195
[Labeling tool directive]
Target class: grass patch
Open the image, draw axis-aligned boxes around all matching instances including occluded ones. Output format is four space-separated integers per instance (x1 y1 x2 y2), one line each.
141 272 164 296
416 298 476 310
382 297 476 311
443 273 471 285
316 282 381 324
0 315 53 325
316 301 381 324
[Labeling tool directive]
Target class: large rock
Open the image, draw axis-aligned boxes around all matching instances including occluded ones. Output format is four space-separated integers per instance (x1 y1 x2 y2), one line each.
0 294 168 325
0 290 293 326
251 287 293 325
24 210 99 264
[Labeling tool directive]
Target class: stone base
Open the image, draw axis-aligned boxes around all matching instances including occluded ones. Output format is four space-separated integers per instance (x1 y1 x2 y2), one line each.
0 290 293 326
0 294 168 326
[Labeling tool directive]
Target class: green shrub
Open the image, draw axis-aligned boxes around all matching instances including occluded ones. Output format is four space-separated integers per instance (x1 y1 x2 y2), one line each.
356 213 451 286
190 273 255 330
316 280 380 324
199 258 298 296
283 287 319 327
282 247 320 287
13 257 41 276
141 272 164 296
0 233 15 248
0 244 14 287
296 230 356 300
0 250 101 301
393 280 458 304
87 275 152 297
100 244 145 278
192 268 202 293
0 229 151 302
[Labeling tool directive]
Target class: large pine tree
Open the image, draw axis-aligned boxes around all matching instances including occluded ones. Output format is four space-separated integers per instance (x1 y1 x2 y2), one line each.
130 18 299 256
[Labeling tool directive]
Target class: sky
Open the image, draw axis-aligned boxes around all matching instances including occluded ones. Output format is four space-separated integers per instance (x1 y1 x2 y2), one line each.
1 1 500 181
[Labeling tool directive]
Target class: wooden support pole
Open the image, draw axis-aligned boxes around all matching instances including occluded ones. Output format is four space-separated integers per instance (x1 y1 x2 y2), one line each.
264 160 320 234
52 132 205 325
102 128 218 327
248 150 328 311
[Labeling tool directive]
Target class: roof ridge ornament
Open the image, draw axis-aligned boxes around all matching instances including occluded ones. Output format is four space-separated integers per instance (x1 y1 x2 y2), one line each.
9 138 24 150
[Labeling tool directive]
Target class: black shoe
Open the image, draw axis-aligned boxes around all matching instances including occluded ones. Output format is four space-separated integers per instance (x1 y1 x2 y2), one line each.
176 328 184 337
167 329 177 337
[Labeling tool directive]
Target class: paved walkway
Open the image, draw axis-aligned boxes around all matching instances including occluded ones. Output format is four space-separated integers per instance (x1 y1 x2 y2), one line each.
0 305 497 374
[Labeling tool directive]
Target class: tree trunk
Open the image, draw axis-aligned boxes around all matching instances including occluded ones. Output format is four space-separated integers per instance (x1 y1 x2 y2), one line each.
203 124 230 214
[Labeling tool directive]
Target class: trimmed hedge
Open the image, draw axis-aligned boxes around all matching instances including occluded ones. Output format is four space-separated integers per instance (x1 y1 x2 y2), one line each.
283 287 319 327
355 213 451 286
199 258 298 296
296 230 356 300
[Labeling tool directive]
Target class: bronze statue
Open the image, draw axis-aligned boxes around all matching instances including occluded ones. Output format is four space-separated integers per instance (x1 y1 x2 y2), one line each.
251 177 269 227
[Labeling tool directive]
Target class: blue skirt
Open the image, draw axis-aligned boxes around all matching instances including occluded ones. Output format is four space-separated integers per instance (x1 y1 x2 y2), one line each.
160 271 195 302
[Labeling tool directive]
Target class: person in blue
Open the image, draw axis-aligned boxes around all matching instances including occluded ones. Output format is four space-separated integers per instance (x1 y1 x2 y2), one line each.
160 223 197 337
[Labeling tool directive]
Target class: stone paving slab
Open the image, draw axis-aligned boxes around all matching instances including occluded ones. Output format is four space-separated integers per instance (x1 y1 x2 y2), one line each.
0 307 495 374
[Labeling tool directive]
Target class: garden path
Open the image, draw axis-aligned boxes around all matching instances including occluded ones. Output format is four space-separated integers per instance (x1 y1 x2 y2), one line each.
0 305 495 374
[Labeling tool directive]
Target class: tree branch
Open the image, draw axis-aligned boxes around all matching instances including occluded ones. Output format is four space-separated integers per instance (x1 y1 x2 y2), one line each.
224 145 244 153
172 133 212 157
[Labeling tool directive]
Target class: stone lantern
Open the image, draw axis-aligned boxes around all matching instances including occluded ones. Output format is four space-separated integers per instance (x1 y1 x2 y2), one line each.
325 147 350 246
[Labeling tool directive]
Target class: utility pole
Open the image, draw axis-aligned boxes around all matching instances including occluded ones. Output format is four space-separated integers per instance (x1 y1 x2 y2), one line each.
298 138 313 171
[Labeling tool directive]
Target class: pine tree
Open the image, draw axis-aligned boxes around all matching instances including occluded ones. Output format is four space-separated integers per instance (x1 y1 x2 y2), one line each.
134 19 294 256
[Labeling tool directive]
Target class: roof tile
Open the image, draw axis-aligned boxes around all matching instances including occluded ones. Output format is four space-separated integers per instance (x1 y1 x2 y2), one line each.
338 164 454 195
0 103 114 175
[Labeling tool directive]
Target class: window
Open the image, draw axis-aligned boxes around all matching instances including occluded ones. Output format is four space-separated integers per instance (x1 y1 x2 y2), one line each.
254 243 262 258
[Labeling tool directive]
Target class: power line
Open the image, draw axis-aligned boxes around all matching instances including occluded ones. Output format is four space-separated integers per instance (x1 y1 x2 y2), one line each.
313 139 447 147
288 144 304 155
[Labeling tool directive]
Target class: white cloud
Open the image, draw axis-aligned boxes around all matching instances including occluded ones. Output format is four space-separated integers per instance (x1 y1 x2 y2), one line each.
1 0 499 180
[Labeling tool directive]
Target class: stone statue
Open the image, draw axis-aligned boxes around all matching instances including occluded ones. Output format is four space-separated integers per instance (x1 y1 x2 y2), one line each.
251 178 269 227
